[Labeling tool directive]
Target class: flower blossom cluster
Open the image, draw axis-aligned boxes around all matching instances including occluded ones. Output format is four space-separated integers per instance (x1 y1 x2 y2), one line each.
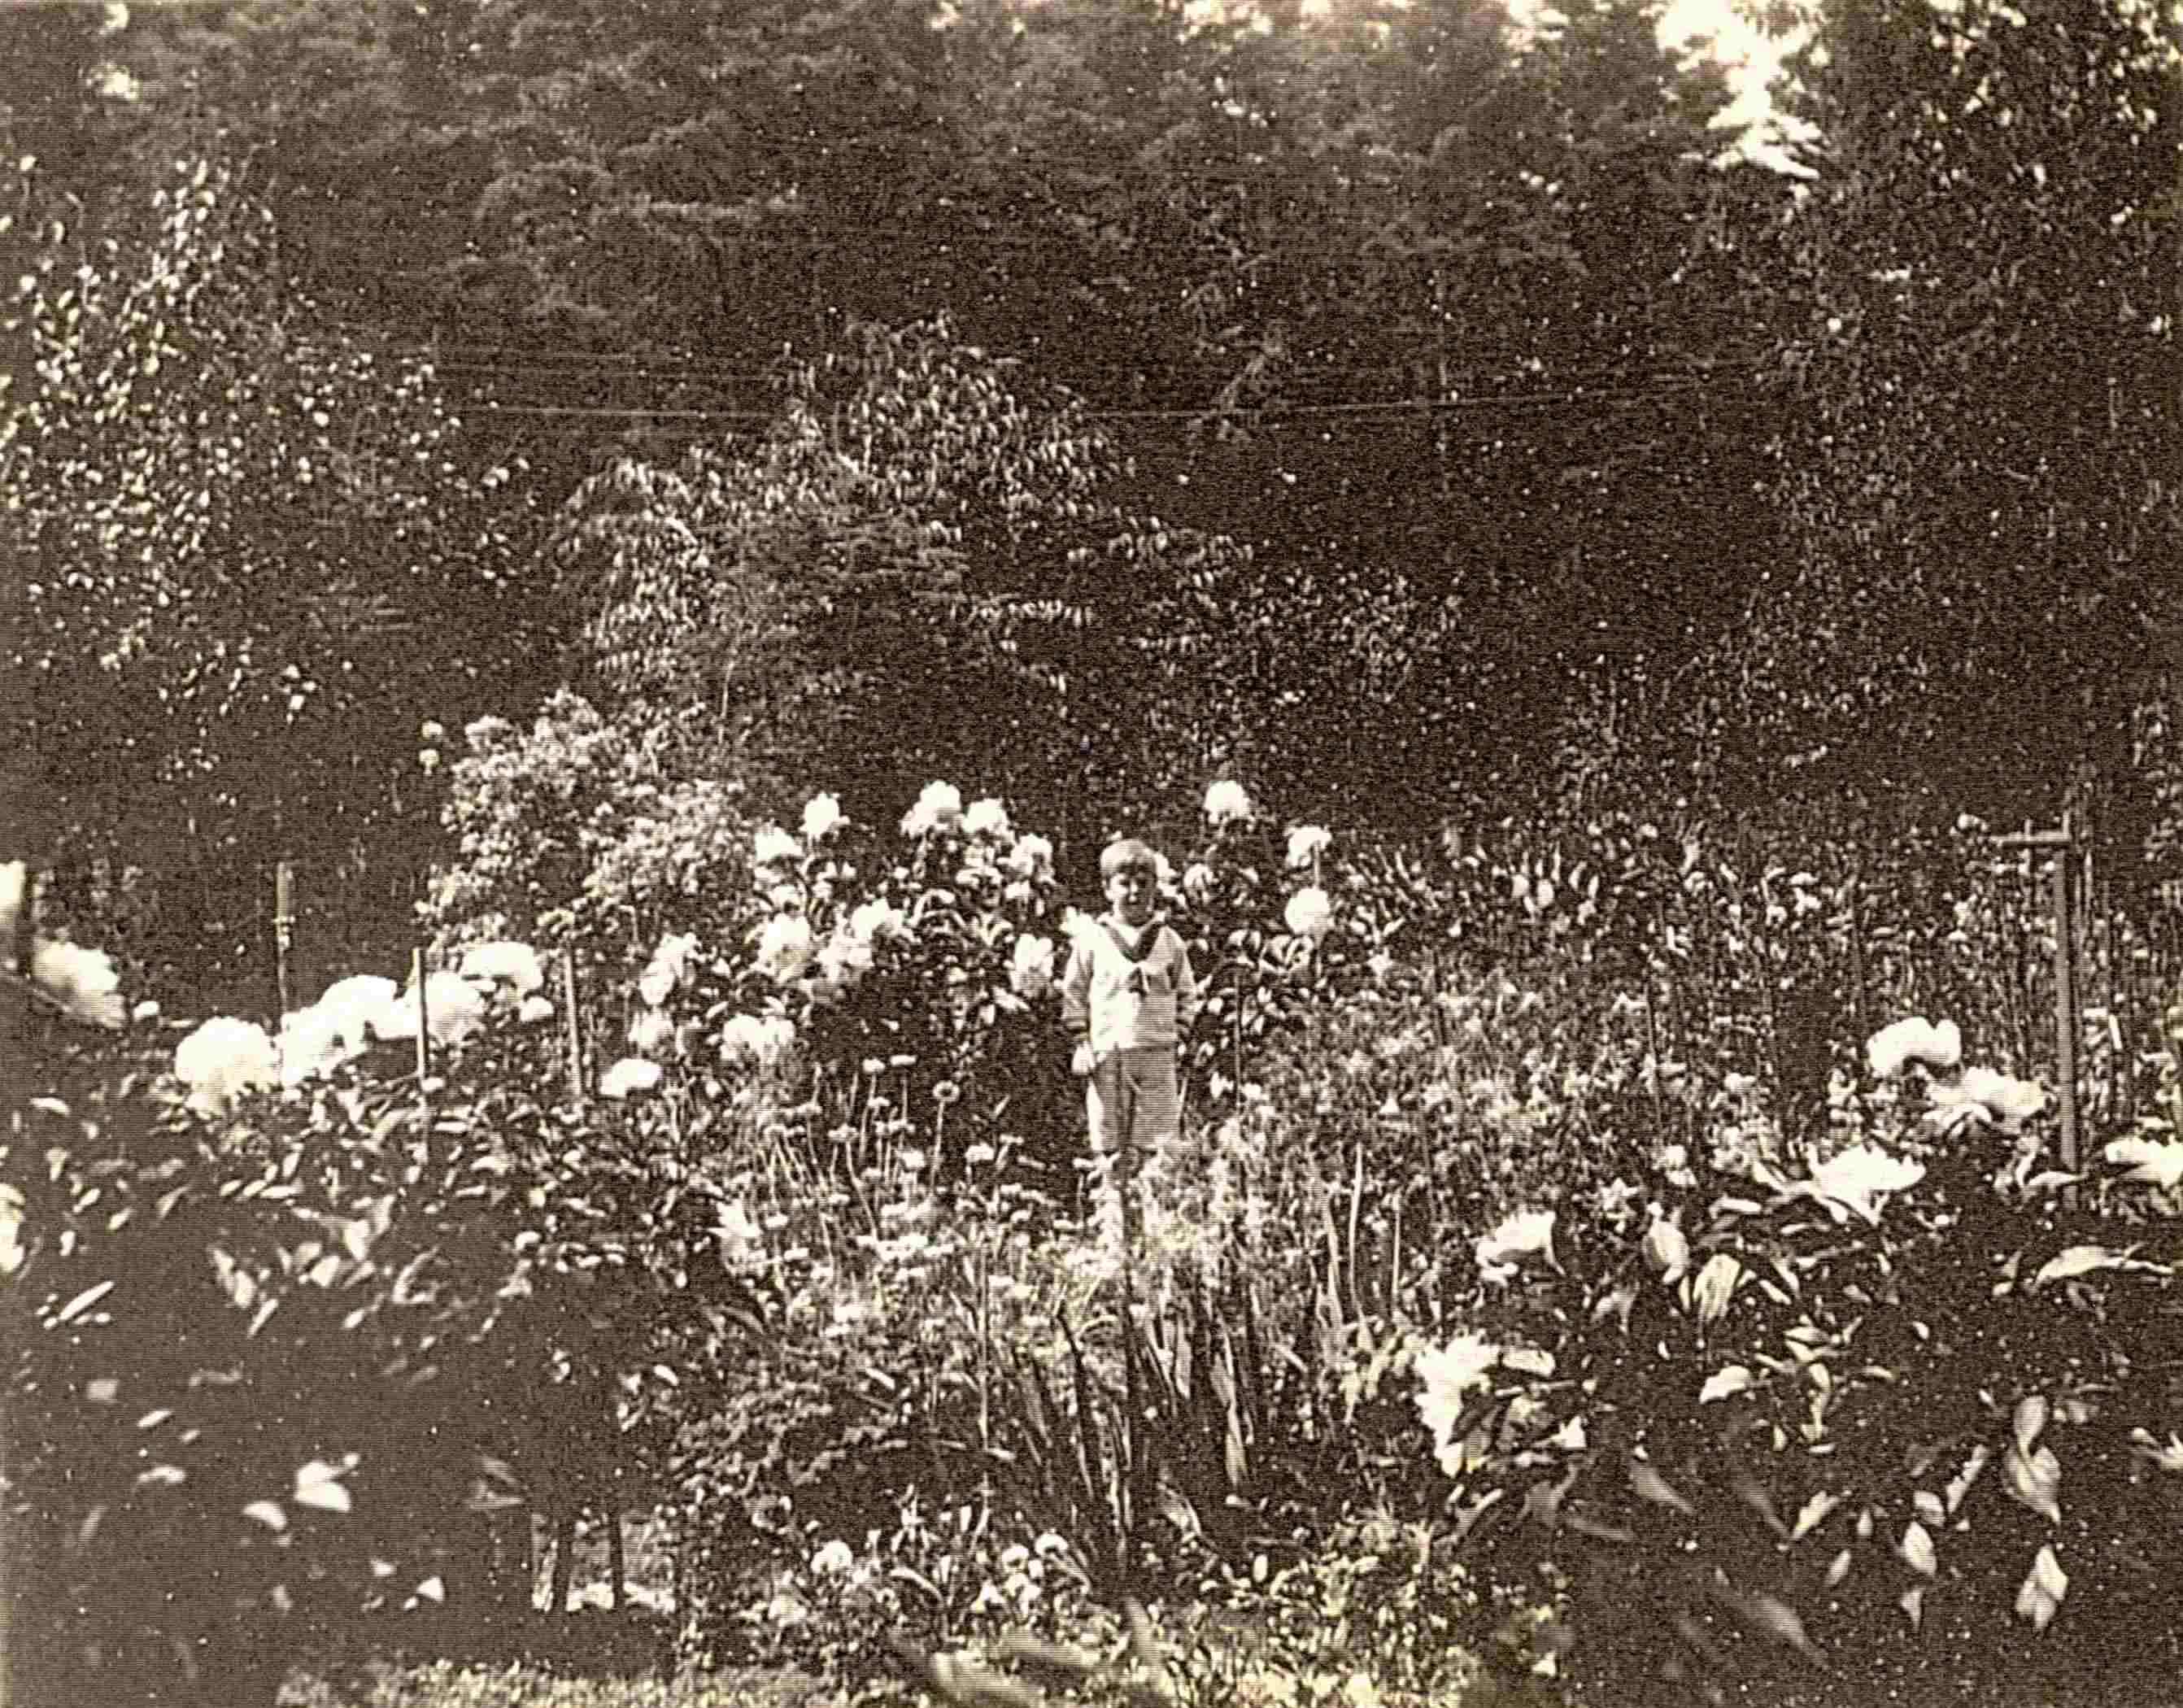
802 792 846 841
721 1012 796 1069
174 1016 281 1116
174 943 551 1113
902 781 964 837
1204 779 1253 824
1009 934 1057 998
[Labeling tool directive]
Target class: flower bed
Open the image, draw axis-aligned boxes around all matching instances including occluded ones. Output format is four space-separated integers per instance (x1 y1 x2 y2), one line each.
8 767 2183 1708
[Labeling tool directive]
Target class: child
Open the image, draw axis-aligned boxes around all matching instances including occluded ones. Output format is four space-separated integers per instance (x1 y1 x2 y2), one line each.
1060 838 1200 1249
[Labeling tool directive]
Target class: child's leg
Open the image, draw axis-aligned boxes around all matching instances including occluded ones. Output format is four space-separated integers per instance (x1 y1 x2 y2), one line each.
1124 1046 1180 1152
1084 1052 1144 1252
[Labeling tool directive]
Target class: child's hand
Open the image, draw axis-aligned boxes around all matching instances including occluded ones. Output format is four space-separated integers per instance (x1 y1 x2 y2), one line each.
1071 1042 1096 1078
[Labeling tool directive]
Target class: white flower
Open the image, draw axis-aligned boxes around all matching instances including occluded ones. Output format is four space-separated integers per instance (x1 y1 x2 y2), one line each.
638 932 699 1007
0 861 24 948
1182 861 1217 902
755 913 814 983
131 999 161 1023
377 972 490 1048
801 793 845 841
629 1007 676 1054
721 1012 796 1069
1204 778 1253 824
518 994 556 1025
811 1538 855 1576
1006 834 1053 878
1284 887 1334 940
1009 934 1057 999
1807 1144 1925 1224
599 1057 664 1100
964 797 1013 840
1475 1209 1556 1281
460 940 544 998
280 1004 362 1089
715 1199 764 1269
1959 1065 2046 1126
1866 1016 1962 1079
316 974 399 1051
29 939 124 1030
902 780 964 837
420 720 445 743
810 930 875 997
2106 1136 2183 1189
848 899 908 944
0 1184 22 1277
1286 825 1332 869
463 713 512 755
174 1017 280 1116
752 825 803 869
1415 1333 1500 1471
1061 906 1104 947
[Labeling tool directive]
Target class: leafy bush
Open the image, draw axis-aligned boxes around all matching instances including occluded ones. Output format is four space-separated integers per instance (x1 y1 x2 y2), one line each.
1379 1029 2183 1706
2 944 761 1705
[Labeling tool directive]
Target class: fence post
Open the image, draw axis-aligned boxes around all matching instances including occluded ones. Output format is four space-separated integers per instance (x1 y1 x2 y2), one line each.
2051 818 2083 1202
412 948 434 1142
1993 820 2082 1208
273 860 295 1023
561 947 584 1105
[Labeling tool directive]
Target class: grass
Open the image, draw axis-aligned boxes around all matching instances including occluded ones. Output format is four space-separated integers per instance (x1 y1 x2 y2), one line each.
285 1658 843 1708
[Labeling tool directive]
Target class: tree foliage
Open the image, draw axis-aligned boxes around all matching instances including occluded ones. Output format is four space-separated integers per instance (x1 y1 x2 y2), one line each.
556 318 1253 862
0 158 556 995
1725 0 2183 821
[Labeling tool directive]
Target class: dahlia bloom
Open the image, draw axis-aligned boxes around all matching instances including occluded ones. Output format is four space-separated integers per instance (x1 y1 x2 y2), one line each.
902 781 965 837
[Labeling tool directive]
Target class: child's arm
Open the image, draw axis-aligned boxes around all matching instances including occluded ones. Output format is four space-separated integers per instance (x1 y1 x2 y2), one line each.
1170 931 1200 1039
1060 935 1096 1070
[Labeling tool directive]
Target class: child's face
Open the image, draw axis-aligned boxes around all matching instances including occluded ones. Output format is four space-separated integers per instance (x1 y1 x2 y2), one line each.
1106 861 1157 923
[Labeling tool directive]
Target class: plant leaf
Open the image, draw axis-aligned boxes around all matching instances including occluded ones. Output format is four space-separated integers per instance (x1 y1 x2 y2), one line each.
2014 1545 2068 1632
1630 1458 1695 1514
1700 1364 1754 1404
54 1279 116 1324
2003 1439 2063 1524
1792 1490 1841 1540
294 1456 356 1514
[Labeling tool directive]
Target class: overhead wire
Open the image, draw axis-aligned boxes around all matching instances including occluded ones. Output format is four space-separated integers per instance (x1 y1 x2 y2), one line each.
466 374 1745 429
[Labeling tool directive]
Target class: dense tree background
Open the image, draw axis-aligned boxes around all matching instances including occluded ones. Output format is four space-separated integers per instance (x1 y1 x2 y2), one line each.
2 0 2176 991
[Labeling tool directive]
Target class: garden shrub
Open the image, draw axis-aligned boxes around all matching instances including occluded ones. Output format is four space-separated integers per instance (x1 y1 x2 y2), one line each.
19 751 2183 1708
2 932 765 1704
1378 1026 2183 1706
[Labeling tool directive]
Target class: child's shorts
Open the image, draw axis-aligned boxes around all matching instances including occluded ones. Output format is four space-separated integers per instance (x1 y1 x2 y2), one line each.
1085 1044 1181 1161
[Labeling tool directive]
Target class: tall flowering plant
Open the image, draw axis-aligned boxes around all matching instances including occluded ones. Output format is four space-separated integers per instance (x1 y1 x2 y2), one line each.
1383 1016 2183 1707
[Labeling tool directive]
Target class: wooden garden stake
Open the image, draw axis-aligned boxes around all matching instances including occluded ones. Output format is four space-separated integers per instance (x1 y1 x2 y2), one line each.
412 946 434 1144
560 948 584 1105
1993 819 2083 1207
273 860 295 1024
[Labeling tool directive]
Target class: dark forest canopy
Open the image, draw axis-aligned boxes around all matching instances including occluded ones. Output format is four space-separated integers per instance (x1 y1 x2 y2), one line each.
2 0 2177 921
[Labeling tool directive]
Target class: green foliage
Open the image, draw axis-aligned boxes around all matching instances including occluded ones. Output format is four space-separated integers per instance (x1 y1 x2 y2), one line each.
2 966 760 1705
0 155 556 997
554 319 1253 847
1400 1081 2183 1706
420 689 756 957
1728 0 2183 816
